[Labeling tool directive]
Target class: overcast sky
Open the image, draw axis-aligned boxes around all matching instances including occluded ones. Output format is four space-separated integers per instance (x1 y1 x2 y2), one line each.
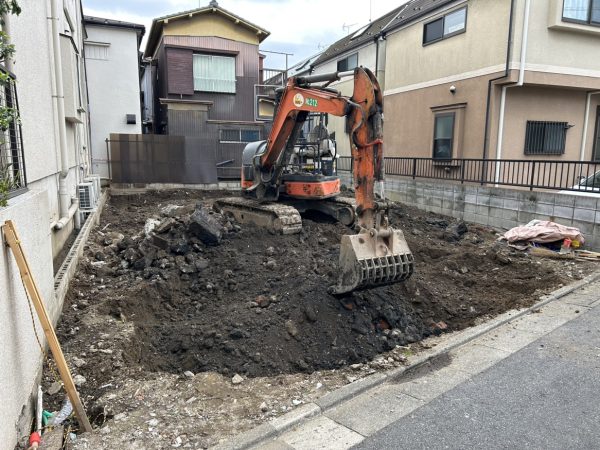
82 0 409 68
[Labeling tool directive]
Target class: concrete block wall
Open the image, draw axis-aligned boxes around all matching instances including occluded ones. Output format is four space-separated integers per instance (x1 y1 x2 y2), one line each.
339 174 600 251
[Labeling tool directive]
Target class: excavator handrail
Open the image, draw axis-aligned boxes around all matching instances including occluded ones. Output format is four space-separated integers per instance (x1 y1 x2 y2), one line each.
295 70 355 86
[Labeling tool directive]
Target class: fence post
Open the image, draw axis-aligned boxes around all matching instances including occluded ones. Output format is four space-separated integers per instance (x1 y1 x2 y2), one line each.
105 138 112 180
480 160 487 185
460 159 465 184
529 161 536 191
412 158 417 179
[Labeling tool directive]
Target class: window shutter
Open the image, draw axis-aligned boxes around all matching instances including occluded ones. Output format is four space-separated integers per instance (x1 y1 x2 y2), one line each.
167 48 194 95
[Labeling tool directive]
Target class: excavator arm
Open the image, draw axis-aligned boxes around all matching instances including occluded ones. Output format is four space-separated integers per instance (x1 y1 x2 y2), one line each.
246 67 414 294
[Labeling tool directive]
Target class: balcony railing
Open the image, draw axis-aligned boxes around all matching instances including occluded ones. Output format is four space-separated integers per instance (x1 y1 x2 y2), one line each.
260 68 287 86
337 156 600 193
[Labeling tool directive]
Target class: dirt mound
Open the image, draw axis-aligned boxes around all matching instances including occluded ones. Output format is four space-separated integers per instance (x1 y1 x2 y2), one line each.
61 190 590 380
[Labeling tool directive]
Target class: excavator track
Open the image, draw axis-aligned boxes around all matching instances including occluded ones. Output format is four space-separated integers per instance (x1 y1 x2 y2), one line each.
285 196 356 227
213 197 303 235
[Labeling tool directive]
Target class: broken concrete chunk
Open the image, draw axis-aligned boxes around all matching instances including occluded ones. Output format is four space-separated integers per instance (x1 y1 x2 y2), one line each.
144 218 161 238
426 218 449 228
39 425 64 449
160 204 183 217
445 221 469 242
155 218 176 234
103 232 125 249
189 207 224 245
73 375 86 387
72 357 86 368
47 381 62 395
285 320 299 337
231 374 243 384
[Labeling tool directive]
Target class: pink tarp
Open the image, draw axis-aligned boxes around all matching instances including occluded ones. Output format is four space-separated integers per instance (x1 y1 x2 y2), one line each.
504 220 585 244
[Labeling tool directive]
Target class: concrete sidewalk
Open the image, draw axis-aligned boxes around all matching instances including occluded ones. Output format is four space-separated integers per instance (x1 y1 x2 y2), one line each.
257 280 600 450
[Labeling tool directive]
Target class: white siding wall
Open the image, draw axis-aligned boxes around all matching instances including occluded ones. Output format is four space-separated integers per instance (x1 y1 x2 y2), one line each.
86 25 142 178
1 1 90 447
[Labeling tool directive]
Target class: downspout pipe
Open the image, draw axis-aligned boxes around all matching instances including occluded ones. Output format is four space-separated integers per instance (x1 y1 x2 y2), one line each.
495 0 531 183
516 0 531 88
580 91 600 161
50 0 72 226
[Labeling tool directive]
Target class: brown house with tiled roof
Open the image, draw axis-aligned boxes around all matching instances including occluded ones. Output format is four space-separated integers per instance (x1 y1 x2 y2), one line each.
141 0 270 177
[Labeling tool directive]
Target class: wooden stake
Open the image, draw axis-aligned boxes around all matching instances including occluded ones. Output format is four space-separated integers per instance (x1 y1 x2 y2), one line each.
1 220 92 432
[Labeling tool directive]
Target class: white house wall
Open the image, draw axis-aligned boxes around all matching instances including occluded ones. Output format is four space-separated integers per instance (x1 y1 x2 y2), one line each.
514 0 600 77
1 1 91 447
86 25 142 178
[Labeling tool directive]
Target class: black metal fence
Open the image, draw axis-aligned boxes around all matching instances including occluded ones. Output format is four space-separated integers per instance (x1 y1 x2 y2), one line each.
0 67 26 197
108 134 218 184
337 156 600 193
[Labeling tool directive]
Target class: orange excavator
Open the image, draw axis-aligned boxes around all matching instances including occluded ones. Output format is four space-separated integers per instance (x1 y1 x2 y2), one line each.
215 67 413 294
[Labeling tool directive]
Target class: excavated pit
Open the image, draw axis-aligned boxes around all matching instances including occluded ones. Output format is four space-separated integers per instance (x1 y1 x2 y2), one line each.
58 190 593 384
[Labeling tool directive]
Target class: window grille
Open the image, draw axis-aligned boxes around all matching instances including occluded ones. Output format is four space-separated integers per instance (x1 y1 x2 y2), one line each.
524 121 569 155
0 67 26 199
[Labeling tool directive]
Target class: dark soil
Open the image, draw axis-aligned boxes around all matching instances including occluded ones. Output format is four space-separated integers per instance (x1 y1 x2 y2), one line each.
57 190 592 387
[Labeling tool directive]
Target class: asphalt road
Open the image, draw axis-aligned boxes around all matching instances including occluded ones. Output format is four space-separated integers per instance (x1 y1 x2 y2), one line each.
354 304 600 450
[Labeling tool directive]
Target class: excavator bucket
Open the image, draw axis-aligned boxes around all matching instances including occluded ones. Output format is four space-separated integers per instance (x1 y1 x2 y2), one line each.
330 227 414 295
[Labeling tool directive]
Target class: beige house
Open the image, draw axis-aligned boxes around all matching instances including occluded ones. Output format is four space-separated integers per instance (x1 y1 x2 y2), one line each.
311 0 600 164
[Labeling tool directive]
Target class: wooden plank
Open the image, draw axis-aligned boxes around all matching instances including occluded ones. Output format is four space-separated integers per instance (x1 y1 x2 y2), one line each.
528 246 575 259
1 220 92 432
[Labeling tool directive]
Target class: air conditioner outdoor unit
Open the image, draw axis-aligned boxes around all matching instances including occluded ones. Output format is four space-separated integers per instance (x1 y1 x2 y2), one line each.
84 175 101 205
78 182 96 211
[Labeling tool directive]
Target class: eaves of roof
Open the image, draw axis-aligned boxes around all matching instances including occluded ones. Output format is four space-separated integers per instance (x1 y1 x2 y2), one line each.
144 5 270 58
84 15 146 38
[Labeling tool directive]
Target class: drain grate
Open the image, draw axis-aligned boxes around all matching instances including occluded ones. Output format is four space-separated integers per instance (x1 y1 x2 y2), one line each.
54 193 106 291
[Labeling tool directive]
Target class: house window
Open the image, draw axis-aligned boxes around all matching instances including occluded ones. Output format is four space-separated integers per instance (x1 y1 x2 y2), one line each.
0 68 26 198
524 121 569 155
563 0 600 25
220 129 260 143
84 42 109 60
193 54 236 93
433 113 455 159
337 53 358 72
423 7 467 45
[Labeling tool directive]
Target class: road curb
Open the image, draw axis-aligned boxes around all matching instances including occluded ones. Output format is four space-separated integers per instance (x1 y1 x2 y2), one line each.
214 270 600 450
